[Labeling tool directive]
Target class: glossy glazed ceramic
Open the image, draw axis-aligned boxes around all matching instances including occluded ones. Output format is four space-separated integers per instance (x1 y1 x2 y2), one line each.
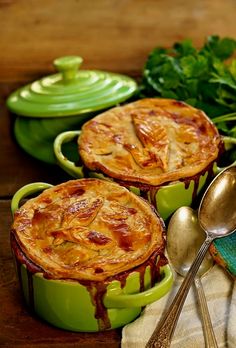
15 262 172 332
54 130 226 220
14 114 95 164
7 56 138 118
9 56 138 164
11 182 173 332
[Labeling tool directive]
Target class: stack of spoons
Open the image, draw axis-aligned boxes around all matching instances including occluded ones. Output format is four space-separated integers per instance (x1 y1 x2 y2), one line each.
146 165 236 348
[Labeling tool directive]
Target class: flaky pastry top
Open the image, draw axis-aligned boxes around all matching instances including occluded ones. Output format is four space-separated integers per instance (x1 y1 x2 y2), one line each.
12 179 165 281
79 98 221 186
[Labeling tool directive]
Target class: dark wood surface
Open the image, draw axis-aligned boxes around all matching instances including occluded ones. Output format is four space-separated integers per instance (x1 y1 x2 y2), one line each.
1 1 236 345
0 84 121 347
1 0 236 82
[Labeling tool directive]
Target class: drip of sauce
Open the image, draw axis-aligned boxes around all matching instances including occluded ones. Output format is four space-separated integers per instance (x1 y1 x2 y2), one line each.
10 232 43 275
15 258 23 294
27 270 35 311
10 232 43 312
84 137 225 208
10 231 166 331
124 161 217 212
81 249 166 331
79 280 111 331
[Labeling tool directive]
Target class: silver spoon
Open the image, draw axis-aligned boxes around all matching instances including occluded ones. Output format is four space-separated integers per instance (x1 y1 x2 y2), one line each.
146 165 236 348
167 206 218 348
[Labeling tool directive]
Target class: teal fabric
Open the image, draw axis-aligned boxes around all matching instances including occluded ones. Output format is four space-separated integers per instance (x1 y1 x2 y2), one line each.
213 232 236 276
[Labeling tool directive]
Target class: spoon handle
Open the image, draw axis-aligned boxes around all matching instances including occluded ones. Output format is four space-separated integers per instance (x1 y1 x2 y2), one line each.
146 237 213 348
194 276 218 348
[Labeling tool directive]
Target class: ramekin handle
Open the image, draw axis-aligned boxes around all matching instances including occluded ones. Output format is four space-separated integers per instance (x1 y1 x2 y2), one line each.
104 265 173 308
54 130 84 178
11 182 53 216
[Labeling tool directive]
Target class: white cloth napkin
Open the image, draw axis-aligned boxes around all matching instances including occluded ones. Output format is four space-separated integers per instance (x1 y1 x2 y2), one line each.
122 265 235 348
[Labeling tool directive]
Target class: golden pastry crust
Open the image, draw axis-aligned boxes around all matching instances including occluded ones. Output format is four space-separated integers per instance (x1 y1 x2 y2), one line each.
11 179 165 281
79 98 221 186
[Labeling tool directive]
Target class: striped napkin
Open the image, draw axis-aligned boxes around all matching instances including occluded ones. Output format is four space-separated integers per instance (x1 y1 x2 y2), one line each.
122 265 235 348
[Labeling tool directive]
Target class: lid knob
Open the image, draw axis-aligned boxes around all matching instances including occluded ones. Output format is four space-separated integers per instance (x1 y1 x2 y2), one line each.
53 56 83 83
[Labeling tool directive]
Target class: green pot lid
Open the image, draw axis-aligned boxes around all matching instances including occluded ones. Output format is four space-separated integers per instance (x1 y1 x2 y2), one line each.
7 56 138 118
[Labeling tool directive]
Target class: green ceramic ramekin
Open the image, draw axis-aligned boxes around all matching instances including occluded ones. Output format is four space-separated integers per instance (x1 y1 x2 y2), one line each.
11 182 173 332
53 131 236 220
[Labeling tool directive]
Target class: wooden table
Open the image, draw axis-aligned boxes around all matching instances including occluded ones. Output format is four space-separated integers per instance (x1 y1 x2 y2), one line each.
0 83 121 347
1 1 236 346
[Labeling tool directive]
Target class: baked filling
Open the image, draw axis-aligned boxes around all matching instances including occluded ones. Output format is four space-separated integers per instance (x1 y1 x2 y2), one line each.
79 98 221 186
11 179 165 281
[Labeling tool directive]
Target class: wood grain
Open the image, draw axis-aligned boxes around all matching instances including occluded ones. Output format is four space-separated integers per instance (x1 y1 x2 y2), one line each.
0 200 121 347
1 2 236 346
1 0 236 81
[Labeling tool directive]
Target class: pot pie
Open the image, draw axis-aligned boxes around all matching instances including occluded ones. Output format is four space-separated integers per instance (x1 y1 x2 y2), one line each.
11 179 166 282
79 98 222 187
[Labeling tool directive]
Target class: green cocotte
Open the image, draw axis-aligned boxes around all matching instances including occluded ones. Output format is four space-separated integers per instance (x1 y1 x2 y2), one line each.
11 182 173 332
54 131 236 220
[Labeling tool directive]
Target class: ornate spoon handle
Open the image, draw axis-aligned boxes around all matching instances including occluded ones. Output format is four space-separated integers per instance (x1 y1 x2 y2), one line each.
194 276 218 348
146 237 213 348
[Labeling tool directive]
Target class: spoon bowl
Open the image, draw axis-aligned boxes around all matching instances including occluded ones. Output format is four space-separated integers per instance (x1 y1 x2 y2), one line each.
199 165 236 236
167 206 213 277
146 165 236 348
167 206 217 347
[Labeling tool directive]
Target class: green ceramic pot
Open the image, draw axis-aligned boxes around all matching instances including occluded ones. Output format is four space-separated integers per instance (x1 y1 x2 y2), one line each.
54 131 236 220
11 182 173 332
7 56 138 118
7 56 138 165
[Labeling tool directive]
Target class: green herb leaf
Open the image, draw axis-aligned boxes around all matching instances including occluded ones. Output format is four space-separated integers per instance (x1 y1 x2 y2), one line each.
139 35 236 164
201 35 236 60
180 55 208 78
173 39 197 57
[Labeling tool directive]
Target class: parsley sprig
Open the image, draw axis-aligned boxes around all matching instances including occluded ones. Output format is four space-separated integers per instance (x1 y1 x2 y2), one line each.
139 35 236 164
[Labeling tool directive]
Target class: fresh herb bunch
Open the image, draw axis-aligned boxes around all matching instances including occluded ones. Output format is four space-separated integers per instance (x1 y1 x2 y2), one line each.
139 35 236 163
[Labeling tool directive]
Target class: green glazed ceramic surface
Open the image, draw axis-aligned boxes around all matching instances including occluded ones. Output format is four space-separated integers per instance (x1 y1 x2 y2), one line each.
151 172 208 220
7 56 138 118
14 114 93 164
17 263 172 332
53 130 217 220
54 130 236 220
11 181 173 332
